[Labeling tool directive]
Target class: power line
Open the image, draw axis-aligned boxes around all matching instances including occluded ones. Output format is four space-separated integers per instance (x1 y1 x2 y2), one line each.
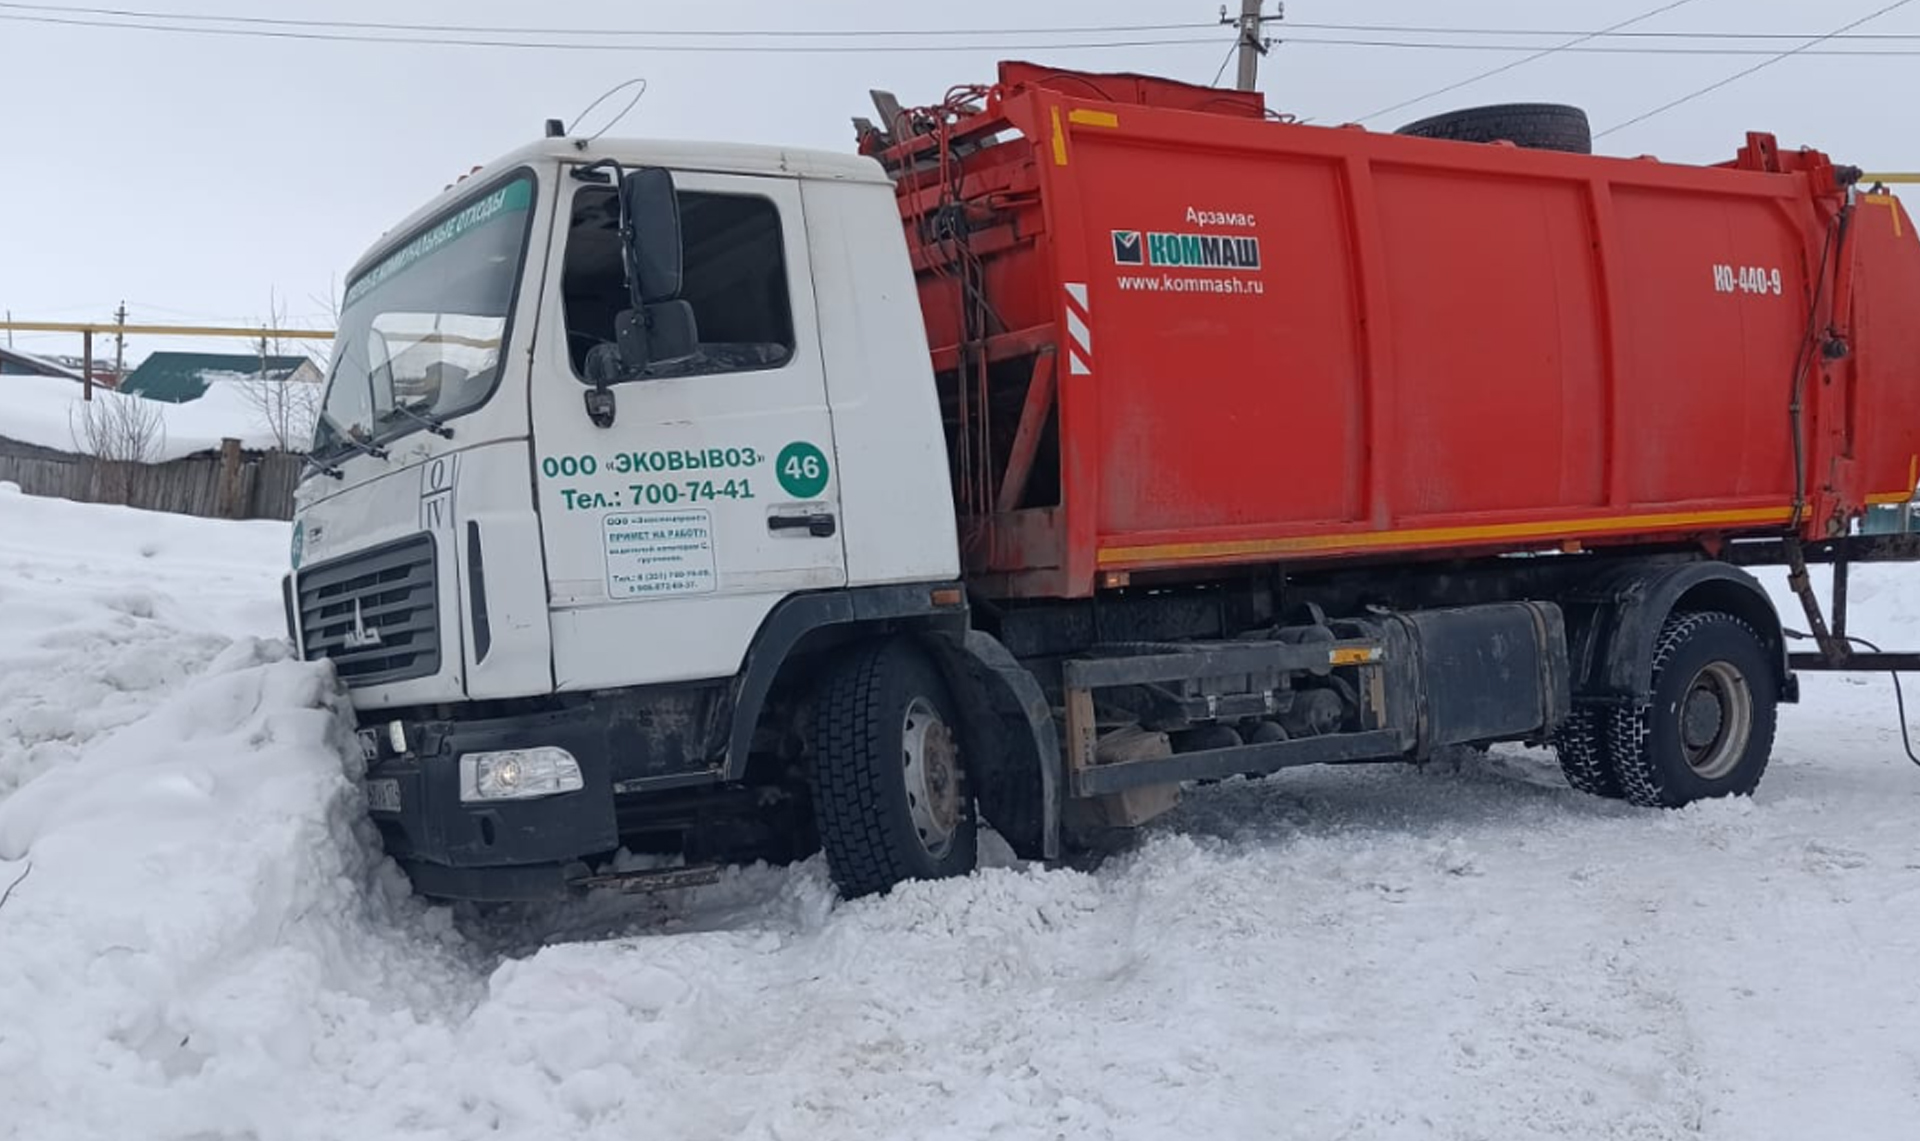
1292 34 1920 57
1352 0 1703 124
0 3 1214 40
1285 20 1920 42
16 4 1920 62
1597 0 1919 139
0 12 1222 53
1209 38 1241 88
39 0 1920 46
36 7 1920 60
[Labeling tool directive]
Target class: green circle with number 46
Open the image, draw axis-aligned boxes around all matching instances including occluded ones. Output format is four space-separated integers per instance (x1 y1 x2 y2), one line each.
775 441 830 498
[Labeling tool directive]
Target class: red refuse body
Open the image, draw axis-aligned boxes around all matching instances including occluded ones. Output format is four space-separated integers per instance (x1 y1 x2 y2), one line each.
865 62 1920 599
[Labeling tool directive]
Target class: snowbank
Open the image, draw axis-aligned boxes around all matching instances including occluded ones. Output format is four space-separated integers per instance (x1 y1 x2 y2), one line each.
6 491 1920 1139
0 488 288 797
0 371 293 460
0 640 468 1139
0 492 463 1140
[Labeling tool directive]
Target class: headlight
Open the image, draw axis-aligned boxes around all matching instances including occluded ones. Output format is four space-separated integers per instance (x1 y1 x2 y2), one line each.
458 747 583 803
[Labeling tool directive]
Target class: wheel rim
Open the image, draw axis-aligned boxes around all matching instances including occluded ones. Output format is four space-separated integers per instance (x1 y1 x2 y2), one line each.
901 697 961 858
1678 660 1753 780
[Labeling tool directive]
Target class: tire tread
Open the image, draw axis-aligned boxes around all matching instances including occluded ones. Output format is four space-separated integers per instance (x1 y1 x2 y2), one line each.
810 640 974 898
1553 707 1623 799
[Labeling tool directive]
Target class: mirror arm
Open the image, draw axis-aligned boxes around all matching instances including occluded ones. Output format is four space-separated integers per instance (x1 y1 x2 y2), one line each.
571 158 623 185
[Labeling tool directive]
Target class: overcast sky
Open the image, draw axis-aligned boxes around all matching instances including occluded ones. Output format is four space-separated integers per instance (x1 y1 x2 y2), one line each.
3 0 1916 364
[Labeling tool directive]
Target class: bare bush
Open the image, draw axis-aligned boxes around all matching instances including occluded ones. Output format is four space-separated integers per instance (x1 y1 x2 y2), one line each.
68 391 166 464
303 272 338 376
236 369 320 452
68 392 167 504
235 288 321 452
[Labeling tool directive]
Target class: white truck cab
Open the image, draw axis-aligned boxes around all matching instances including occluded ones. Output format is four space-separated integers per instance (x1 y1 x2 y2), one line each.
288 138 1005 899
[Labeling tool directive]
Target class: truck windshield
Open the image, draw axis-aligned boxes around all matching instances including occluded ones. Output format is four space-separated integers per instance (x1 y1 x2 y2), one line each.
313 172 537 459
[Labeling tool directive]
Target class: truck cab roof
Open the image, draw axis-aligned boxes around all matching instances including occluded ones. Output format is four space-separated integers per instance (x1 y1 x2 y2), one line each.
348 136 888 282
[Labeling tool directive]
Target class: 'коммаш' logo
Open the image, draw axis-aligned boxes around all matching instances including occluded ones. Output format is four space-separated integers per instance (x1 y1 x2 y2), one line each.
1113 230 1260 272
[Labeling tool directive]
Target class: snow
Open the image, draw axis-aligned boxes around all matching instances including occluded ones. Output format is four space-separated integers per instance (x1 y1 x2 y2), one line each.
0 371 291 460
6 488 1920 1140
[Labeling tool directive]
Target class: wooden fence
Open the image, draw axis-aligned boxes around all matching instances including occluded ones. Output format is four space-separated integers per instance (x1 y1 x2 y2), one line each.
0 436 302 520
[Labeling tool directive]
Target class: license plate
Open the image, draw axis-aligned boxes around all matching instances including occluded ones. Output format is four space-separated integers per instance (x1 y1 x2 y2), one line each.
364 778 402 813
357 729 382 763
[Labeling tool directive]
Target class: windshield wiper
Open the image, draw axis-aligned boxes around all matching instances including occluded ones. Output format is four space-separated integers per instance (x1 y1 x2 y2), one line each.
334 433 390 463
317 411 391 464
306 455 346 481
385 402 454 439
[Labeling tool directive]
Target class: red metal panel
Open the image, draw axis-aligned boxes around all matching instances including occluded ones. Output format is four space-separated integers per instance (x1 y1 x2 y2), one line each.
1370 164 1607 517
1585 180 1633 509
1039 103 1102 596
1342 155 1397 532
1064 140 1362 536
1852 194 1920 507
1608 183 1807 509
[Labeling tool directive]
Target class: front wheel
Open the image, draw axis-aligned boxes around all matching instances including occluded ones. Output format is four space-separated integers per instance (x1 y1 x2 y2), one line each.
1606 611 1778 808
810 639 977 898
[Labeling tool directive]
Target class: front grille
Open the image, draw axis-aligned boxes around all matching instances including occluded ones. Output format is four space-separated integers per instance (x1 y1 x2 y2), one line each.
297 534 441 686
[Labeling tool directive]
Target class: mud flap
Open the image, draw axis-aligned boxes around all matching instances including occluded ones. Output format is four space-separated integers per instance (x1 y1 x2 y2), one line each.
926 630 1061 861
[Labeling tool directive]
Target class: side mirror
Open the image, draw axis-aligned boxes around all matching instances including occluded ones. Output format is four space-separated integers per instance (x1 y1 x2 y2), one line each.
611 300 700 376
619 167 682 305
641 299 699 365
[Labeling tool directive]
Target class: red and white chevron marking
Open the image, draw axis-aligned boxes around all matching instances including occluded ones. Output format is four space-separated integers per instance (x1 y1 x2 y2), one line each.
1063 282 1092 376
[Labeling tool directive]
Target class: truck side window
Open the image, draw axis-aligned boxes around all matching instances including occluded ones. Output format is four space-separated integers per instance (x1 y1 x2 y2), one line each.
561 186 795 380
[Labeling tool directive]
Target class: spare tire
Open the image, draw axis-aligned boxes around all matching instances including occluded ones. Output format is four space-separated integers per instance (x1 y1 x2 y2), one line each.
1396 103 1592 155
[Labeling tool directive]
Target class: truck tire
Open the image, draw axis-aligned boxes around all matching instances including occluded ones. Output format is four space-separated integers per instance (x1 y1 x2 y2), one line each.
1396 103 1592 154
1552 708 1624 799
810 639 977 898
1604 612 1778 808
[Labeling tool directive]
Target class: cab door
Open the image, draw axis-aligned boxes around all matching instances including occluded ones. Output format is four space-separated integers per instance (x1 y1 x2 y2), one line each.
529 167 846 690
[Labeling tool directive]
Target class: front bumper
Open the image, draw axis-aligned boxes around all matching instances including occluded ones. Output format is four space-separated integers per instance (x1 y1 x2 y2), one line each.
362 705 623 898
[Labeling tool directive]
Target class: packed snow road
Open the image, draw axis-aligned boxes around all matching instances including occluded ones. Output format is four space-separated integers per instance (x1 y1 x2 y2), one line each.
4 483 1919 1141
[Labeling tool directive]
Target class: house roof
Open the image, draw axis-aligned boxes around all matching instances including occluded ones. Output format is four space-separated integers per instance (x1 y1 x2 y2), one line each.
0 346 83 380
119 351 314 403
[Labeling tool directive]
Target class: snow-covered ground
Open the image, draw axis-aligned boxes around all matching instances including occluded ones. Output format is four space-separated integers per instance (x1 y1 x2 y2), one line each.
0 372 294 460
5 484 1920 1141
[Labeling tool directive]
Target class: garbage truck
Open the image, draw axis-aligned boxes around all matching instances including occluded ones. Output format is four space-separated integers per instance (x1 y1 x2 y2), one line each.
284 62 1920 901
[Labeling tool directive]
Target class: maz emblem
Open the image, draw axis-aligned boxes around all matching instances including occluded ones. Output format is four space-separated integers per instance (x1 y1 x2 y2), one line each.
343 598 384 649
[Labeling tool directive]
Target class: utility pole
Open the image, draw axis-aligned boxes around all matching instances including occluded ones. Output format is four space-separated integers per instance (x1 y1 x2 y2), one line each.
112 301 127 383
1223 1 1280 92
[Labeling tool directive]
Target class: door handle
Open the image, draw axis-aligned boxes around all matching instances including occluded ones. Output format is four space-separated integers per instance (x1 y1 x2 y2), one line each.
768 512 837 538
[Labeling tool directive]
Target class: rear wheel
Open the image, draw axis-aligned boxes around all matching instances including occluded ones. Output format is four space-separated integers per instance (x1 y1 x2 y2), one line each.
1553 708 1624 799
1606 612 1777 808
1396 103 1592 154
810 639 977 898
